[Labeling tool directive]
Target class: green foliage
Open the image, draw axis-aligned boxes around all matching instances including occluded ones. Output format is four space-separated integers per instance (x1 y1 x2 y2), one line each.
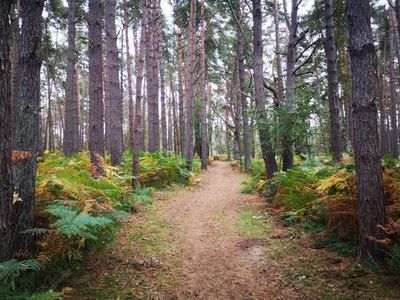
280 208 307 226
241 159 266 194
37 152 126 203
120 151 197 188
0 259 41 291
114 186 154 211
272 167 318 211
26 150 199 297
383 154 398 168
385 243 400 273
314 232 356 257
46 201 114 240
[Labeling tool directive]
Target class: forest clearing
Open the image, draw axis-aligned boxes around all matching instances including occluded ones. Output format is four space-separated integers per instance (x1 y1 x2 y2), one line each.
3 0 400 298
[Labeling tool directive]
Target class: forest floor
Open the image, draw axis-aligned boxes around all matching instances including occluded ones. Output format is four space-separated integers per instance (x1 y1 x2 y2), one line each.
67 161 400 299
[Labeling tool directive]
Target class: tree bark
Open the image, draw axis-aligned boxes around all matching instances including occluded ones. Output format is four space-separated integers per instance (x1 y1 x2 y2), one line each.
105 0 123 165
282 0 298 171
184 0 196 170
388 9 398 158
378 68 389 156
252 0 277 178
12 0 44 257
0 0 14 262
324 0 342 162
160 45 168 151
347 0 385 261
200 0 208 169
88 0 105 175
168 88 174 152
133 3 147 188
64 0 80 156
236 0 250 172
10 0 19 148
147 0 160 152
170 72 180 153
45 64 54 151
177 31 186 157
273 0 284 106
124 0 134 149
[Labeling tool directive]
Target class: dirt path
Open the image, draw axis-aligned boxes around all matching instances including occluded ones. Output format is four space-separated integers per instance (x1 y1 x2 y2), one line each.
71 161 400 299
163 161 286 299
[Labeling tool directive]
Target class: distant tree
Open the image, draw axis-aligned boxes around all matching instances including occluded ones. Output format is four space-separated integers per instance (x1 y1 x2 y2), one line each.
104 0 123 165
388 8 398 158
64 0 80 156
200 0 208 169
133 2 147 188
160 44 168 151
324 0 342 162
124 0 134 149
185 0 196 170
177 30 186 156
236 0 250 172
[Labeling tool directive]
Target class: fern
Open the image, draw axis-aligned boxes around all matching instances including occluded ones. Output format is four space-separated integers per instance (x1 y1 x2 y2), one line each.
22 228 54 237
46 203 113 240
0 259 41 290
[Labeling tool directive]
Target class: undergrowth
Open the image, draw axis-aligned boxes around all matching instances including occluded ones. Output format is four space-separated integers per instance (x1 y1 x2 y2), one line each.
1 150 198 298
243 154 400 274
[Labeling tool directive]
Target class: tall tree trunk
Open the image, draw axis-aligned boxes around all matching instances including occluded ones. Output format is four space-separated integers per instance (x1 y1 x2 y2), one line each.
46 64 54 151
282 0 298 171
208 83 214 157
88 0 105 175
324 0 342 162
231 74 242 163
273 0 284 105
250 98 256 158
168 89 173 151
177 31 185 156
160 47 168 151
64 0 80 156
236 0 250 172
0 0 14 262
147 0 160 152
12 0 44 257
225 93 232 161
105 0 123 165
347 0 385 261
142 80 147 151
378 68 389 156
10 0 19 147
170 72 180 153
395 0 400 40
124 0 134 149
200 0 208 169
252 0 277 178
185 0 196 170
388 9 399 158
133 3 147 188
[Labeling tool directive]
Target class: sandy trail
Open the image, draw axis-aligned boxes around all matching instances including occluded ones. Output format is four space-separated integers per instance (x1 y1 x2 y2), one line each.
164 161 285 300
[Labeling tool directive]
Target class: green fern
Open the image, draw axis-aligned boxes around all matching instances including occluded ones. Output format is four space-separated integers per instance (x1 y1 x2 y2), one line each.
45 202 113 240
0 259 41 290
